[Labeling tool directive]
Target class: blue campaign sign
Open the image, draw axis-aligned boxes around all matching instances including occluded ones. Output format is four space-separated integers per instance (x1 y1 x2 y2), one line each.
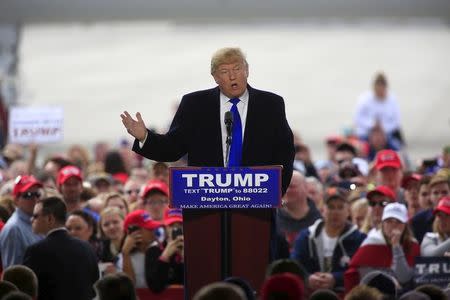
169 166 282 209
414 256 450 288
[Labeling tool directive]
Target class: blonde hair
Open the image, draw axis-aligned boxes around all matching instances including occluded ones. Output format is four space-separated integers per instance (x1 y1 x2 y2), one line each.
351 197 369 215
345 285 383 300
98 206 125 239
433 216 450 240
210 47 248 74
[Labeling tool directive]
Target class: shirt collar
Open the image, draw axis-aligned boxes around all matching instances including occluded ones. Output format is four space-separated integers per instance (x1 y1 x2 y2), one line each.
16 208 32 224
220 89 249 106
47 227 68 237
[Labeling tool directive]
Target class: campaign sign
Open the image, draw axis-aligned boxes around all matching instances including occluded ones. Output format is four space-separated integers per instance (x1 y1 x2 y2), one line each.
414 256 450 288
9 106 64 144
169 166 282 209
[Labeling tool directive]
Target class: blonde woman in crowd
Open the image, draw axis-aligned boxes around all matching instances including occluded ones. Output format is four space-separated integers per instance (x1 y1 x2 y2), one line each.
345 203 420 293
421 196 450 256
98 207 126 275
350 198 369 230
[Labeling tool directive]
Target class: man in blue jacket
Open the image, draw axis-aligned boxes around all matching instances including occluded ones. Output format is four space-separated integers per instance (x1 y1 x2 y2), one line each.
291 189 366 293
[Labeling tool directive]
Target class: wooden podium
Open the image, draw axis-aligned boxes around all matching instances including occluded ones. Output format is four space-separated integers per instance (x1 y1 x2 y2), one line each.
170 167 281 300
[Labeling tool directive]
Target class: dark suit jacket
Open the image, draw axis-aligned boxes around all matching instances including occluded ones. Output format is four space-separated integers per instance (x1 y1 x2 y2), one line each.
133 85 295 194
23 229 99 300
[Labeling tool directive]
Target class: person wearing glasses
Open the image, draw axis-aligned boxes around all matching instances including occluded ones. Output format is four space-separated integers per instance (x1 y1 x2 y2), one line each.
360 185 396 234
123 179 143 205
0 175 43 268
140 180 169 221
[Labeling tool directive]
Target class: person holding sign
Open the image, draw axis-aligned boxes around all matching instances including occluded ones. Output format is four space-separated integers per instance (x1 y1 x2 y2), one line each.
421 196 450 257
344 203 420 293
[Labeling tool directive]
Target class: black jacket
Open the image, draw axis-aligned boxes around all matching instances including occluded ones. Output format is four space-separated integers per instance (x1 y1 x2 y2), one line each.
23 229 99 300
133 85 295 195
145 244 184 293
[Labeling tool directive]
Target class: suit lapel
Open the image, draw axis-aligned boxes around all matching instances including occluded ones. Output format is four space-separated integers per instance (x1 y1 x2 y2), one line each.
210 87 224 166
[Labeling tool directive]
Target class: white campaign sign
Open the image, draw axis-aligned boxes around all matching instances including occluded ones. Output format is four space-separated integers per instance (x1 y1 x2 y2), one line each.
8 106 64 144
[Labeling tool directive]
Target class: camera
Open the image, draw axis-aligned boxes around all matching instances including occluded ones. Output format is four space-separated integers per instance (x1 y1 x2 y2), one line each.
171 227 183 240
127 225 140 234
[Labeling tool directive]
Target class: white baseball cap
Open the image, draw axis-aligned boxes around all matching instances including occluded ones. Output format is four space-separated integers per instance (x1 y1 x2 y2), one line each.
382 203 408 223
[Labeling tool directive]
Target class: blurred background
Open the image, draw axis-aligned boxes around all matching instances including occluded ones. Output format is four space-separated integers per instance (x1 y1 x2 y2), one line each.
0 0 449 164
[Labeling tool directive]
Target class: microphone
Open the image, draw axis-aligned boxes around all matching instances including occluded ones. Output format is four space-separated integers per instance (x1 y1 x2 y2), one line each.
225 111 233 138
224 111 233 167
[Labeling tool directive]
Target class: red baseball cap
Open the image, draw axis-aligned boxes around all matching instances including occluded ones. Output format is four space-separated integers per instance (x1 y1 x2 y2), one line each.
164 208 183 226
374 150 402 170
401 173 422 189
113 172 128 185
260 273 304 300
367 185 396 202
325 135 342 145
13 175 43 197
141 180 169 198
123 210 163 231
434 196 450 216
57 165 83 186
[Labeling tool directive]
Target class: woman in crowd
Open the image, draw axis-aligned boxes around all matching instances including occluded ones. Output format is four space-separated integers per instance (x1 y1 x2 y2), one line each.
98 207 125 264
345 203 420 293
421 196 450 256
66 210 102 260
350 198 368 230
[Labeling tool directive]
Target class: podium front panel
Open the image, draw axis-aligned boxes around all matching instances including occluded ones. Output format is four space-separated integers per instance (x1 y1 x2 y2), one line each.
230 209 272 291
183 209 222 299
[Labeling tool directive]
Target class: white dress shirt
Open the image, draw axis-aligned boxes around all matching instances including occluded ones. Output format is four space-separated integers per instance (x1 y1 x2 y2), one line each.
140 89 249 166
220 89 249 166
353 90 401 137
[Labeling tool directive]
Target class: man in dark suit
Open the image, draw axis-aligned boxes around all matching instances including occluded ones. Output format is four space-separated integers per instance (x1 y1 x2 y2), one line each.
121 47 294 193
23 197 99 300
121 47 295 296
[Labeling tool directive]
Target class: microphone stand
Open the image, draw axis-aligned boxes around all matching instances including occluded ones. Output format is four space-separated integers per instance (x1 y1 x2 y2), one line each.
225 111 233 168
222 111 233 280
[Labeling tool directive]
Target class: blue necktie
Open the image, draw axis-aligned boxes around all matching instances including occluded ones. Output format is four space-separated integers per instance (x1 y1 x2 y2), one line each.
228 98 242 167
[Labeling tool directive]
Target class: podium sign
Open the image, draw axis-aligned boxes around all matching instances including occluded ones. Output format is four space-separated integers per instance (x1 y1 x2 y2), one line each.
169 166 282 209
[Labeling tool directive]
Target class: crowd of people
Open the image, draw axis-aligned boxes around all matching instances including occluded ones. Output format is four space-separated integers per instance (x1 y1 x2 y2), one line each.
0 71 447 300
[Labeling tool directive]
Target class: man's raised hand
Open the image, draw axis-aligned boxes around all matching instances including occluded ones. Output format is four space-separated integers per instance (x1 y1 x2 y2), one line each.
120 111 147 142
